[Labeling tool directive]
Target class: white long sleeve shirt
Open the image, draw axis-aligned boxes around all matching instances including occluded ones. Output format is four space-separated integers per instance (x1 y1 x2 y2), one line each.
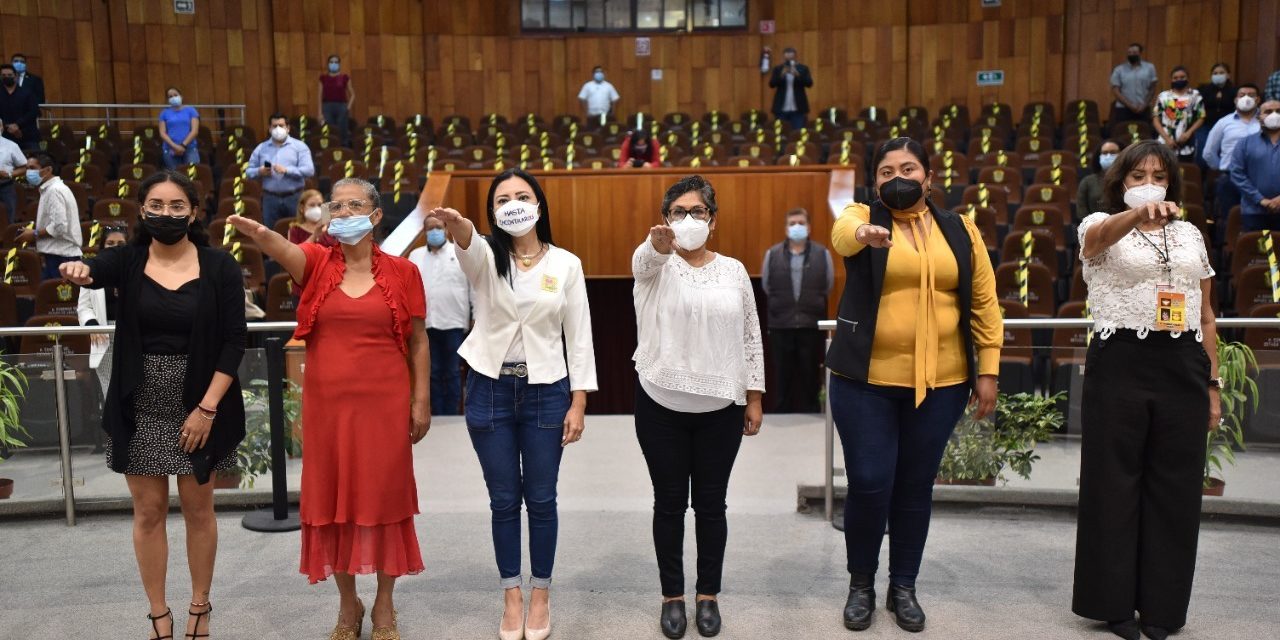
408 241 472 331
35 177 83 258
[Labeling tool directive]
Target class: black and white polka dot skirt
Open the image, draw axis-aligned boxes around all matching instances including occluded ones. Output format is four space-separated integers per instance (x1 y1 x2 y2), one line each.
106 354 236 476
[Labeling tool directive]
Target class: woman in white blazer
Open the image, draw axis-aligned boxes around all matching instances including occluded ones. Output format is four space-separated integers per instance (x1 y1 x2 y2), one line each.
77 226 128 452
427 169 597 640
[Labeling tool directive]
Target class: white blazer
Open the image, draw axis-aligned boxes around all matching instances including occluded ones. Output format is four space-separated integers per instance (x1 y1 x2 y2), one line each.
454 236 598 391
76 287 111 369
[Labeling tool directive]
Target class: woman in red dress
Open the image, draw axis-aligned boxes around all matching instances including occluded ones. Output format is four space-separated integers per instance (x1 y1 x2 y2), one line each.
229 177 431 640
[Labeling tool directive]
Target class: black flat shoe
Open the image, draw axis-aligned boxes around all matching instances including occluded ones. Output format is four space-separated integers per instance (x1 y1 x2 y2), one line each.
885 584 925 633
661 600 687 639
843 573 875 631
1140 624 1170 640
695 599 721 637
1107 619 1140 640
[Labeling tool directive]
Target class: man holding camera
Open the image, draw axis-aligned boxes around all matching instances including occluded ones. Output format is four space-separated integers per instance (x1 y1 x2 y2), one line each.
768 47 814 130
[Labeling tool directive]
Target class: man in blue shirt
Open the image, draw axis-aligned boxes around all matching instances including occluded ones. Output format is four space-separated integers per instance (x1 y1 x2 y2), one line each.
1229 100 1280 232
245 113 315 230
1202 83 1260 236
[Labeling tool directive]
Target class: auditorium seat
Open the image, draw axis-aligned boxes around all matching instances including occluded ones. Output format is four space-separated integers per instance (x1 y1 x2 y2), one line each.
264 272 298 322
217 176 265 205
1178 163 1203 187
1224 206 1242 247
1 223 30 249
1064 99 1101 125
1068 264 1087 302
1024 183 1071 209
960 204 1000 250
32 280 79 317
976 166 1025 205
1014 136 1055 158
1049 300 1090 426
1012 205 1068 250
939 104 972 128
325 160 370 186
781 142 820 161
962 184 1012 225
16 199 38 225
5 249 42 297
1182 182 1203 208
978 103 1015 128
930 151 970 186
1021 102 1058 128
816 107 849 126
995 261 1056 317
208 218 257 249
60 163 104 196
226 243 266 298
310 133 346 154
1181 203 1208 232
1233 265 1275 316
997 300 1036 395
176 164 214 194
923 137 962 157
1062 133 1103 162
0 282 17 328
898 105 930 127
19 315 90 356
1229 232 1270 280
724 156 767 167
91 198 141 226
1032 165 1080 194
1113 120 1156 143
775 153 819 166
224 124 258 143
214 197 263 223
1001 229 1060 274
118 163 157 183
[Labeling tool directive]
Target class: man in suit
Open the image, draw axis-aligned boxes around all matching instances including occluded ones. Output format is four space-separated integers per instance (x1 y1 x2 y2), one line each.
10 53 45 106
769 47 813 130
0 64 40 151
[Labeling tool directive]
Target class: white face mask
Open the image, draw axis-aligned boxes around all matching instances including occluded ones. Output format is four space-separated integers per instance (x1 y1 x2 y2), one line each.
270 126 288 142
1264 112 1280 130
1211 73 1228 86
304 206 323 222
1123 183 1168 209
670 216 711 251
1236 95 1257 113
494 200 540 238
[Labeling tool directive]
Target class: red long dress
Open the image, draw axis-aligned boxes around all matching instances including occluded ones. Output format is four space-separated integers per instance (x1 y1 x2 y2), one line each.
298 277 425 583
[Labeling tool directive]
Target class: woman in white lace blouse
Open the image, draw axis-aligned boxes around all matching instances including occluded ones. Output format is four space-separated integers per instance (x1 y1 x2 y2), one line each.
1072 140 1221 640
631 175 765 639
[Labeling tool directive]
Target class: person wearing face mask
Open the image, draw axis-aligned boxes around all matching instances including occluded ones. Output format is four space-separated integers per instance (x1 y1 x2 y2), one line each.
578 65 620 123
9 53 44 106
1073 140 1220 640
158 86 201 169
632 174 764 639
769 46 814 130
0 63 40 151
427 169 596 640
761 207 833 413
1196 63 1236 139
1077 140 1124 222
619 129 662 168
226 177 431 640
1229 99 1280 231
406 216 472 416
0 117 27 223
1202 83 1261 235
19 153 82 279
1108 43 1158 137
318 54 355 147
827 137 1001 633
245 113 316 231
59 171 246 640
1151 66 1206 161
288 188 333 245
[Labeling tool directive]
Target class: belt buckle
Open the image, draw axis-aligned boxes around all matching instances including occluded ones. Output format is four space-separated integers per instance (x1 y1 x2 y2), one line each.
502 363 528 378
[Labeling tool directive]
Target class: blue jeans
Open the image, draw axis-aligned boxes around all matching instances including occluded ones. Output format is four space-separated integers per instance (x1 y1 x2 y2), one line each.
41 254 78 281
466 371 571 588
262 191 300 231
428 328 465 415
830 375 970 587
161 144 200 169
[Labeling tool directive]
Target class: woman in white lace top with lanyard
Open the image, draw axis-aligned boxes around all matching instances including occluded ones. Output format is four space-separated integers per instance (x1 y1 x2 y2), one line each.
632 175 765 639
1072 140 1221 640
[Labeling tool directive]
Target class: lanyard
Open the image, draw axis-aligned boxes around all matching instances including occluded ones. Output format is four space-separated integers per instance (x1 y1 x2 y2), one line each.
1136 227 1172 283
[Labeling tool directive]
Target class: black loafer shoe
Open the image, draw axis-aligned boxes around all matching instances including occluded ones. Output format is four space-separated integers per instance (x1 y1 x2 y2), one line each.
885 584 925 632
695 600 721 637
661 600 687 639
1140 624 1170 640
1107 619 1140 640
843 573 875 631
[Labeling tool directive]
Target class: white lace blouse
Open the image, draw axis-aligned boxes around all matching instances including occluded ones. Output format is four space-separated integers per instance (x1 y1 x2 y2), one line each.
1077 213 1215 340
632 240 766 410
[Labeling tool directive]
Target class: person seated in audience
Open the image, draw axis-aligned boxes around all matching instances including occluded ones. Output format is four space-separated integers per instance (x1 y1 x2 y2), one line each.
0 117 26 223
407 215 472 416
287 188 331 244
1203 83 1261 230
9 53 44 106
1229 99 1280 231
618 130 661 168
1151 66 1205 161
0 63 40 151
1077 140 1123 221
244 113 315 231
159 86 201 169
19 152 81 280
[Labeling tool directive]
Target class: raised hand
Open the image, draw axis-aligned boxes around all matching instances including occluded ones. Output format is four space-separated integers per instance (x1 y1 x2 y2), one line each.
1130 201 1181 226
59 261 93 285
226 214 272 239
649 224 675 254
426 207 465 224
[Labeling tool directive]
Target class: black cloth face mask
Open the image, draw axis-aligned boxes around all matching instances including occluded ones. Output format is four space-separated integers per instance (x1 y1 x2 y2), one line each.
878 176 924 211
142 215 192 245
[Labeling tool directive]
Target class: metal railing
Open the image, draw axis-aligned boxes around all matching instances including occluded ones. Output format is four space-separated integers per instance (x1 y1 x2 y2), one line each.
38 103 248 137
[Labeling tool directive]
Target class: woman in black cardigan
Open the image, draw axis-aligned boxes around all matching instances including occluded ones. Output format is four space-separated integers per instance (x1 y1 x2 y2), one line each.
60 171 246 640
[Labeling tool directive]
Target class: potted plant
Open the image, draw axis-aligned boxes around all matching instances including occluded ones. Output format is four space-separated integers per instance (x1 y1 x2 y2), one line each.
283 380 302 458
216 379 275 489
0 359 30 499
936 392 1063 486
1204 341 1257 496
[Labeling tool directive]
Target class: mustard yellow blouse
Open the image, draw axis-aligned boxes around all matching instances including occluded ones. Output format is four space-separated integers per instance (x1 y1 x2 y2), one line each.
831 203 1002 404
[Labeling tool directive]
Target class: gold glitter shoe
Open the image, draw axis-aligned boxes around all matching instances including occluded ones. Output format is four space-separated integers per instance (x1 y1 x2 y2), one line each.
370 610 399 640
329 599 365 640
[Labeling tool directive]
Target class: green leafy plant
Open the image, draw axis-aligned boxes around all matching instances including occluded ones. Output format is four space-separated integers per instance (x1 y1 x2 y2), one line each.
283 380 302 458
1206 341 1256 489
937 392 1064 484
0 360 30 456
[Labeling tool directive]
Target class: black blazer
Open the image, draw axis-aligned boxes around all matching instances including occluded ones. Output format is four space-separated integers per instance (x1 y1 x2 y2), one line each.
769 63 814 116
18 73 45 106
85 244 247 484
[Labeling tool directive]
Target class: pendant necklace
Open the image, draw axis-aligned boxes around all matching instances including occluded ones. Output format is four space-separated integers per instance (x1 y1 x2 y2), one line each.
514 243 546 267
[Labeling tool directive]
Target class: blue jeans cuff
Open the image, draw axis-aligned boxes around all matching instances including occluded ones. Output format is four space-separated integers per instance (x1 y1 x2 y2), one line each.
528 576 552 589
500 575 523 589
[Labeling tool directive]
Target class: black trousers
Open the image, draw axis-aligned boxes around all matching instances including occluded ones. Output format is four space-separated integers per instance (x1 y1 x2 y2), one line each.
1073 331 1210 630
768 328 824 413
635 383 745 597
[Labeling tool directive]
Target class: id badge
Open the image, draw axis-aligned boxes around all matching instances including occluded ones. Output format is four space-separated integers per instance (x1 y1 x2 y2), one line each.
1155 286 1186 331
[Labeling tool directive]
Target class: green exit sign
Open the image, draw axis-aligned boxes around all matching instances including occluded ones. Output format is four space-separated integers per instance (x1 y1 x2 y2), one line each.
976 70 1005 87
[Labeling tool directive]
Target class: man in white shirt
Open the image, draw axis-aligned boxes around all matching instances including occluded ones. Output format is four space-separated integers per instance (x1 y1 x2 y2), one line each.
577 66 620 122
19 152 82 280
0 118 27 222
407 216 472 415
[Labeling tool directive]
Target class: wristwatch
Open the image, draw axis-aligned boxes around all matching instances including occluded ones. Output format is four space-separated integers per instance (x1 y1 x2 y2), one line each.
1208 377 1224 389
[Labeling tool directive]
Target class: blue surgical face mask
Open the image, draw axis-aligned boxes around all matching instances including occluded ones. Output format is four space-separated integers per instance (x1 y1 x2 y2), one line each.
328 215 373 245
1099 153 1117 170
787 223 809 242
168 95 182 107
329 62 340 73
12 61 26 74
593 71 605 82
426 228 447 247
25 169 42 186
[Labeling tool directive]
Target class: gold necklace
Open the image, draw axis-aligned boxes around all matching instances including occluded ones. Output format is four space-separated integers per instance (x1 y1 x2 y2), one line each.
513 243 545 267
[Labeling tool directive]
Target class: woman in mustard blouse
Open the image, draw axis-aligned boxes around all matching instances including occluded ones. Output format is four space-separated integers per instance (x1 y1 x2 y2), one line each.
825 137 1002 633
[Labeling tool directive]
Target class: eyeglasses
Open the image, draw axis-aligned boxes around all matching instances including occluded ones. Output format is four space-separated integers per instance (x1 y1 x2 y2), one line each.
666 206 711 222
324 199 373 216
142 200 191 216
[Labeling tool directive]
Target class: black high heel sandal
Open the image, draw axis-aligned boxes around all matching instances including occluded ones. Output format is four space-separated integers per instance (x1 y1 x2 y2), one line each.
147 608 174 640
186 601 212 639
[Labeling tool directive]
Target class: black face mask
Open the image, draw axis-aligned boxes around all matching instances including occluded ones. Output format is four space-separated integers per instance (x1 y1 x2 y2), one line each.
142 215 192 245
0 78 13 88
1171 79 1189 90
878 176 924 211
1127 54 1141 64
